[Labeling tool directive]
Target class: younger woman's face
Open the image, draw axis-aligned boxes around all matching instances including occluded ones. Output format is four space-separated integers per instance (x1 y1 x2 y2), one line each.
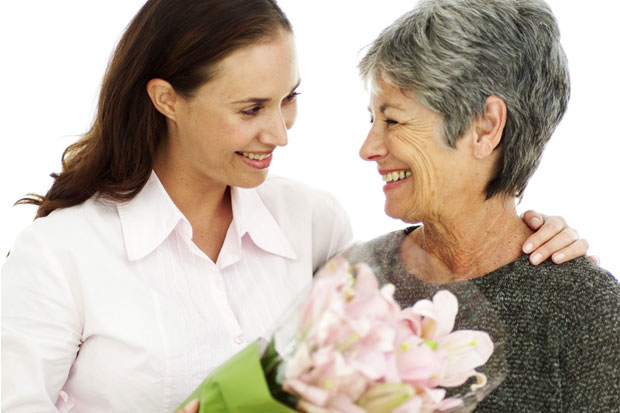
161 29 300 190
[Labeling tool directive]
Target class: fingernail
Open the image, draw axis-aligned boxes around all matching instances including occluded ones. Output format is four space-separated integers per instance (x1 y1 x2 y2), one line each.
186 399 199 410
523 243 534 253
531 217 541 227
531 252 542 265
553 252 565 263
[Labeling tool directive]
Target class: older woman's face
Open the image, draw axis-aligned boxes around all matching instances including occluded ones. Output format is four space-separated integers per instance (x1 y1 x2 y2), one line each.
360 79 470 223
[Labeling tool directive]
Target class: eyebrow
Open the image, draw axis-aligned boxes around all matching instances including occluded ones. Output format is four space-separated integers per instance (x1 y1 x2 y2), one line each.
379 103 403 113
231 78 302 105
366 102 404 114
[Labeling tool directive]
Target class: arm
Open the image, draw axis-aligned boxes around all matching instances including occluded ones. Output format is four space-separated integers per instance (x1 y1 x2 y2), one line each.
521 210 590 265
1 226 81 412
559 267 620 411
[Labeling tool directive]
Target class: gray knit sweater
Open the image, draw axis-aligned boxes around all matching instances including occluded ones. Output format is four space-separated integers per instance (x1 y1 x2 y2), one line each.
346 227 620 412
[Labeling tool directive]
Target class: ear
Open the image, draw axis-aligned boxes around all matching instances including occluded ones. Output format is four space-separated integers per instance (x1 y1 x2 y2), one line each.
146 78 181 121
472 95 507 159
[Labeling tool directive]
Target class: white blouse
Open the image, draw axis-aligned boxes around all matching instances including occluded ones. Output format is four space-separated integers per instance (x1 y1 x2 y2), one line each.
1 172 352 412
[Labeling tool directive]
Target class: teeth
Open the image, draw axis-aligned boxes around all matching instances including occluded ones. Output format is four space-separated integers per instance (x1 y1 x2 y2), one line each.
241 152 271 161
382 170 412 183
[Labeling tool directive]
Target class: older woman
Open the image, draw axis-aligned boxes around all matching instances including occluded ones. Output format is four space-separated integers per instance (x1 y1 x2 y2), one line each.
347 0 620 411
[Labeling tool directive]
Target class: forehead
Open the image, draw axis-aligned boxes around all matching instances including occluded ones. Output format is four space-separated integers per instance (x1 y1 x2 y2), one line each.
202 30 299 97
369 79 425 114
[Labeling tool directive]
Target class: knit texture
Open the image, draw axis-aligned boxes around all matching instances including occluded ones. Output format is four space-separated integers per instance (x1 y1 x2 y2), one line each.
346 227 620 412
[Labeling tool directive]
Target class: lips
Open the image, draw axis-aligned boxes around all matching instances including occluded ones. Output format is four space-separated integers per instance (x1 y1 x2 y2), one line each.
377 168 412 193
380 169 412 183
239 152 271 161
236 151 273 169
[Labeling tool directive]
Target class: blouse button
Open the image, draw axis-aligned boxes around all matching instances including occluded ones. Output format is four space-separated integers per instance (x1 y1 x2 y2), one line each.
234 334 245 345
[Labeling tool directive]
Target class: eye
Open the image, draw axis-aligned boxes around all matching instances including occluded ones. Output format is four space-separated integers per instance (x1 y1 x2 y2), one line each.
241 105 263 116
284 91 300 103
384 118 398 127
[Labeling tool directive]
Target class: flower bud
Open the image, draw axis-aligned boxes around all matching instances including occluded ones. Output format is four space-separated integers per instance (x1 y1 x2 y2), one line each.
357 382 415 413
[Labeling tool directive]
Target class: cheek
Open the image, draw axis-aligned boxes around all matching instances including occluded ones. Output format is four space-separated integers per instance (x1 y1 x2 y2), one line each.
228 124 256 146
392 129 435 180
391 129 440 207
283 102 298 129
215 113 257 146
185 111 225 145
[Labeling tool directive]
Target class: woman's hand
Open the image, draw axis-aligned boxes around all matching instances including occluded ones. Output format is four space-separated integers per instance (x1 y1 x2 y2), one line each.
176 399 200 413
521 210 596 265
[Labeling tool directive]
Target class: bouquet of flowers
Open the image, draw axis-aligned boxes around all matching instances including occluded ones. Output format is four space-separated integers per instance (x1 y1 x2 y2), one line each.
177 258 499 413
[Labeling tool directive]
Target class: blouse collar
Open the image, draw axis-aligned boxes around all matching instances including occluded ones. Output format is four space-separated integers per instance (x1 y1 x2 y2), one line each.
117 171 296 262
230 185 297 260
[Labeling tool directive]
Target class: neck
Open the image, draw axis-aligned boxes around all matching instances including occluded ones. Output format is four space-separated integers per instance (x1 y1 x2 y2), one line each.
153 160 233 262
403 195 533 282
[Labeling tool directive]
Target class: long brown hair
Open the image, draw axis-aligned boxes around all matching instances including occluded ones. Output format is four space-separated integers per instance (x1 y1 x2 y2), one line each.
18 0 292 218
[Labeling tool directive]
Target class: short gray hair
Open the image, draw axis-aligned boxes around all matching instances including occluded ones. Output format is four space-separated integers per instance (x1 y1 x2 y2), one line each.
359 0 570 199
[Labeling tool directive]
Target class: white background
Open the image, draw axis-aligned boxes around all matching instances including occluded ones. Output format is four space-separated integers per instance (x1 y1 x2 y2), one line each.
1 1 618 278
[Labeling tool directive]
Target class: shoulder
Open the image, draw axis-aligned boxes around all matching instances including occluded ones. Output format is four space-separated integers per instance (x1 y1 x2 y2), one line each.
543 257 620 318
344 227 413 276
255 176 353 266
524 257 619 302
487 256 619 307
3 198 125 310
7 197 121 257
346 226 414 260
255 176 351 232
488 257 620 333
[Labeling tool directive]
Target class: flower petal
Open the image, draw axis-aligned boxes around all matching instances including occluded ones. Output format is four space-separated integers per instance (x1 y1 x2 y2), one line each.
392 395 423 413
328 394 367 413
440 330 494 372
398 308 423 337
412 291 458 339
436 397 464 411
352 263 379 294
285 341 313 379
396 339 446 384
283 378 330 407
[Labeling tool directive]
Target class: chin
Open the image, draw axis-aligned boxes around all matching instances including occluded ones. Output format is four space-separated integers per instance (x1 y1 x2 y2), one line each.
384 202 405 221
385 200 423 224
234 172 269 188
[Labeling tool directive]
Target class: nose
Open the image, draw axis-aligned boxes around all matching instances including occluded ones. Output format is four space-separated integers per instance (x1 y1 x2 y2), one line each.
259 109 289 147
359 122 388 161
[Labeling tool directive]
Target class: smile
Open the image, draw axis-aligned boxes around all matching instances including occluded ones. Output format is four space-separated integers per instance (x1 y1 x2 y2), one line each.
382 170 412 183
238 152 271 161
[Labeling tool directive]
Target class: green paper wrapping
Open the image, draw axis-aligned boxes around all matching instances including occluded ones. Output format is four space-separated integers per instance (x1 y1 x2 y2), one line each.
176 340 298 413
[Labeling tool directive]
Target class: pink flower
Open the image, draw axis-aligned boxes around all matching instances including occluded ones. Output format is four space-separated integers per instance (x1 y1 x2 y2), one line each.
410 290 458 339
436 330 493 389
412 291 494 389
298 258 352 336
283 379 330 408
393 335 447 386
358 382 416 413
345 263 401 322
283 259 495 413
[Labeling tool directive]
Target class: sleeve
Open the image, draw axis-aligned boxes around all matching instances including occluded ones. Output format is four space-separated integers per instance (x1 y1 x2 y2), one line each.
311 192 354 273
1 225 82 412
558 266 620 412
